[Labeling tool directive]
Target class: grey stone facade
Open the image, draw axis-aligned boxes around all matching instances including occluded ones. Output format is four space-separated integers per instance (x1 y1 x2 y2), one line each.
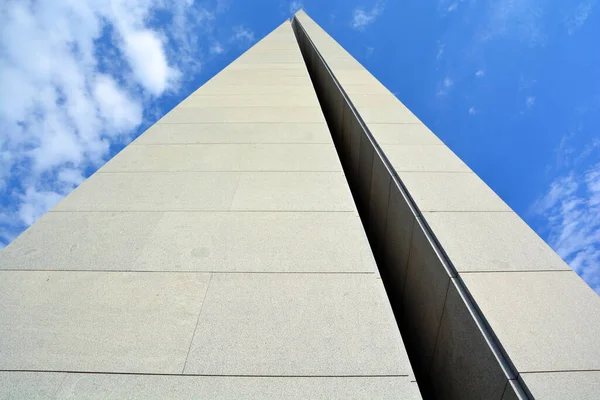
1 10 598 399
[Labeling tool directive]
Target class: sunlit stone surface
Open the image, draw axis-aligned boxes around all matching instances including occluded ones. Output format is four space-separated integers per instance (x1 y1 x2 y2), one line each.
0 18 420 399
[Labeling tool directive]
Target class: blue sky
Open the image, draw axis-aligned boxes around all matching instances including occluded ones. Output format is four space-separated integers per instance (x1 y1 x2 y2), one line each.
0 0 599 294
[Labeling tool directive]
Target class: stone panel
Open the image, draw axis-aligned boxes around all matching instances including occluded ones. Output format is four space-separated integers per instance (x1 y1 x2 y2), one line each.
54 172 241 211
369 123 443 145
382 182 416 303
136 212 376 273
460 271 600 372
334 70 382 86
343 110 363 183
339 100 355 171
356 134 375 213
160 107 325 124
0 211 161 271
402 221 453 379
0 271 210 373
56 374 422 400
430 279 509 399
190 84 315 95
134 123 333 145
180 94 319 108
184 273 410 376
382 144 470 172
423 212 573 272
367 155 392 262
355 106 421 124
0 372 65 400
230 172 356 211
519 371 600 400
398 172 512 212
102 144 342 172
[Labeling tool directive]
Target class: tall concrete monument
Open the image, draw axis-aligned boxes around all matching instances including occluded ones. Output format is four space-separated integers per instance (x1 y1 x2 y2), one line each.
1 10 598 399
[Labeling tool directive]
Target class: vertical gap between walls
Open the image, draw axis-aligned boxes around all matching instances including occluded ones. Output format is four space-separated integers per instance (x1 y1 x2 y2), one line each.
290 14 530 400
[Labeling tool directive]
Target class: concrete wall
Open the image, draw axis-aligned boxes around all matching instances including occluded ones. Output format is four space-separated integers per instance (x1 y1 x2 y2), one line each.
293 10 600 400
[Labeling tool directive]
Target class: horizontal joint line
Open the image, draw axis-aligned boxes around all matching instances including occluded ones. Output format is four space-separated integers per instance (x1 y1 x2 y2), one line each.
0 270 376 275
460 269 574 274
48 210 357 213
0 370 409 378
96 170 342 173
131 143 333 145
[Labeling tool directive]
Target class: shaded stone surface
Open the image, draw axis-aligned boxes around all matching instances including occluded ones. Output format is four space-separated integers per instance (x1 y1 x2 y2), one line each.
295 9 600 399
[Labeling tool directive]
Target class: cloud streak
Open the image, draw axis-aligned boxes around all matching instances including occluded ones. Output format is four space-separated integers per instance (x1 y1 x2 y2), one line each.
351 1 385 30
232 25 255 44
437 77 454 96
210 42 225 55
564 0 597 35
534 163 600 294
478 0 546 47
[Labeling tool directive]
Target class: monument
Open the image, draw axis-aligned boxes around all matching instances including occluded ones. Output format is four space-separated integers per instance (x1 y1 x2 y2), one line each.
0 9 598 399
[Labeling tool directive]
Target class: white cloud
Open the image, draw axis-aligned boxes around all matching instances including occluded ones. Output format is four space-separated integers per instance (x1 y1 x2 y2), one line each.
289 1 303 14
351 1 385 30
526 96 536 108
534 164 600 294
468 107 477 114
94 75 143 133
564 0 597 35
436 43 445 60
0 0 218 245
168 3 216 73
438 0 461 16
232 25 255 43
18 187 64 226
437 77 454 96
121 29 180 96
57 168 85 189
479 0 546 47
210 42 225 55
475 69 485 77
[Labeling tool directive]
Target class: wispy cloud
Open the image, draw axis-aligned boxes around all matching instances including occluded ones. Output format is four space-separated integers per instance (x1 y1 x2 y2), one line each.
232 25 255 44
437 77 454 96
210 42 224 55
351 1 385 30
436 42 445 60
478 0 546 47
468 107 477 115
526 96 536 108
475 69 485 77
564 0 597 35
533 164 600 294
554 122 600 171
0 0 222 246
438 0 460 16
289 1 303 14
